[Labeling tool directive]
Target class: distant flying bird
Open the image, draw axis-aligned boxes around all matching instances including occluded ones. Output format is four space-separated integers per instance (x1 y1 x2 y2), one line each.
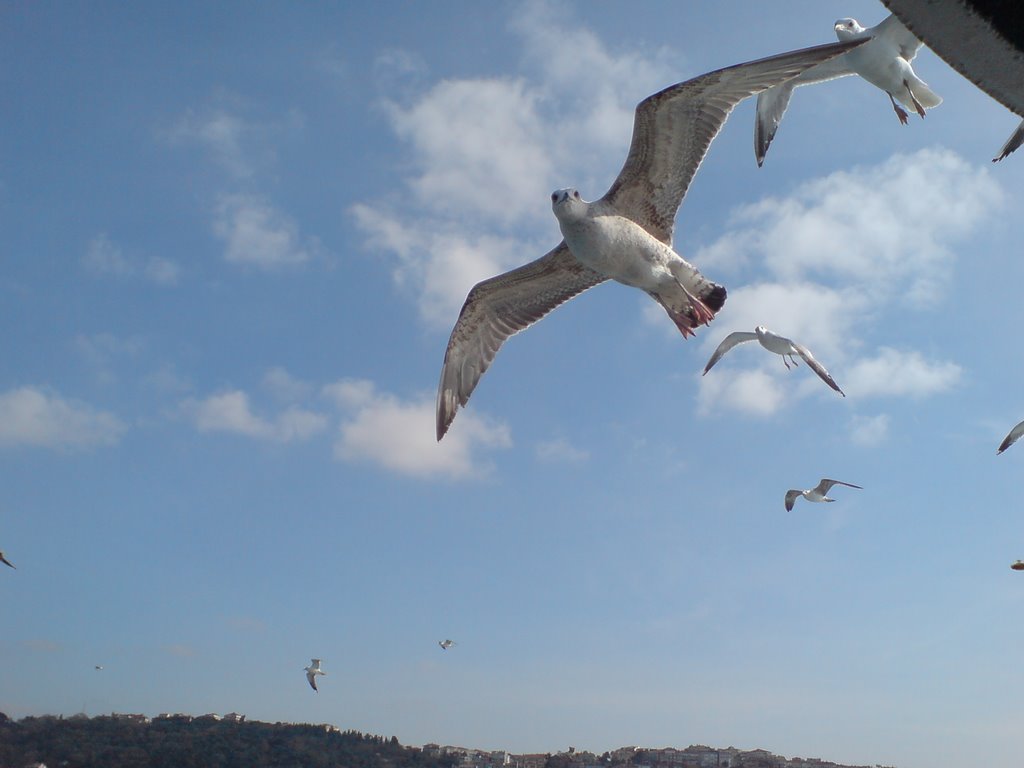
702 326 845 396
304 659 326 692
996 419 1024 454
0 551 14 569
438 639 456 650
754 14 940 165
94 665 104 670
434 39 865 440
1011 560 1024 571
880 0 1024 162
785 478 863 511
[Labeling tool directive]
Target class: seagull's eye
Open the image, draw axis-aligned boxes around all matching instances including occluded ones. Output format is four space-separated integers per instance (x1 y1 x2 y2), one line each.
551 193 557 202
573 190 580 199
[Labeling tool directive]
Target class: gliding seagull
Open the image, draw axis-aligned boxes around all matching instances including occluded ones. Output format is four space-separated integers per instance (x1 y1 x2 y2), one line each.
785 478 863 511
754 14 940 165
438 639 455 650
435 39 865 440
304 658 326 692
702 326 845 396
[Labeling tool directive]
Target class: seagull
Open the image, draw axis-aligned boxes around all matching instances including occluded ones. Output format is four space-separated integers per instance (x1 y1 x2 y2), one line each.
754 14 940 165
94 665 104 670
0 551 14 569
438 639 456 650
996 419 1024 454
880 0 1024 162
994 119 1024 162
304 658 326 692
434 39 865 440
702 326 845 396
785 478 863 511
1011 560 1024 571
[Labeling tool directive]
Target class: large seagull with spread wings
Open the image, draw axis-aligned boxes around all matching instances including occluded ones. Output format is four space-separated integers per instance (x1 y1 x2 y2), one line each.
435 39 864 441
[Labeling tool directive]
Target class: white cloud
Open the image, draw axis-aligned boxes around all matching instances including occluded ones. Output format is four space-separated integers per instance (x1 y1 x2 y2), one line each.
388 78 552 224
849 414 890 446
166 108 259 179
325 378 511 480
535 437 589 464
694 149 1000 418
351 204 533 327
262 367 313 402
697 149 1003 303
843 348 962 399
353 6 678 326
698 368 785 417
183 390 326 442
0 387 126 449
83 234 179 285
213 194 320 269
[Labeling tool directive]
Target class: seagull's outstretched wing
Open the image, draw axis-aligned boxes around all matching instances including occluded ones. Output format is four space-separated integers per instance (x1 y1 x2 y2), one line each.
873 13 924 61
754 57 855 166
994 120 1024 162
601 40 865 243
0 552 14 569
701 331 758 374
815 479 863 494
306 670 318 691
784 490 801 511
436 243 606 440
997 419 1024 454
793 342 845 396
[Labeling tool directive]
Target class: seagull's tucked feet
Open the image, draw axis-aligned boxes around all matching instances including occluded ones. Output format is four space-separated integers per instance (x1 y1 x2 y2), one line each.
905 80 927 118
888 93 909 125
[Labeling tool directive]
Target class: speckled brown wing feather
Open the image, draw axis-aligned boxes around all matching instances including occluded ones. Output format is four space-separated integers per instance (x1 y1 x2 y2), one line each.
601 40 865 244
436 242 607 440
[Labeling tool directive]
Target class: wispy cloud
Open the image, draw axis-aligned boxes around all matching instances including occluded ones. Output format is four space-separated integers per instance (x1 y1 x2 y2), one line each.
849 413 890 446
213 194 320 270
0 387 126 449
843 348 962 399
696 148 1000 417
83 233 180 285
535 437 590 464
167 102 320 271
166 107 268 179
325 378 511 480
182 390 327 442
352 6 677 328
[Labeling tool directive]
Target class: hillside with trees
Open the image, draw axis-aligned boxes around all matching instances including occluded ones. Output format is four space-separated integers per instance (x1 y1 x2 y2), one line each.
0 712 461 768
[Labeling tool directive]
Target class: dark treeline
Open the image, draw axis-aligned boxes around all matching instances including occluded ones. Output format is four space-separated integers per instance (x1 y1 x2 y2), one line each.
0 712 462 768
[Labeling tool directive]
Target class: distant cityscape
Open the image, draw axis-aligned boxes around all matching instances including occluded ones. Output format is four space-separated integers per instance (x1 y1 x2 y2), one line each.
102 712 895 768
3 711 896 768
422 742 896 768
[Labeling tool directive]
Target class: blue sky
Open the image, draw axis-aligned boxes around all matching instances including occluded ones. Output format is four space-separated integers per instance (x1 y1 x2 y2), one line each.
2 2 1023 766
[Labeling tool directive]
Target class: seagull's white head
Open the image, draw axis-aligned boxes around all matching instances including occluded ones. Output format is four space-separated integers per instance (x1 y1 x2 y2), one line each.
551 188 586 221
754 325 769 336
833 18 866 40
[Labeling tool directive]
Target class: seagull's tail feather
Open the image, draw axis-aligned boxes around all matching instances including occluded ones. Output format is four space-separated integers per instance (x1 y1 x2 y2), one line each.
906 77 942 109
701 283 727 314
657 260 725 338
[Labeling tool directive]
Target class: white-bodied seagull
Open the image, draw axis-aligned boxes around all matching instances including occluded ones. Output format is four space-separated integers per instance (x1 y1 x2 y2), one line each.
304 658 326 692
702 326 845 396
785 478 863 511
754 14 940 165
435 39 865 440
